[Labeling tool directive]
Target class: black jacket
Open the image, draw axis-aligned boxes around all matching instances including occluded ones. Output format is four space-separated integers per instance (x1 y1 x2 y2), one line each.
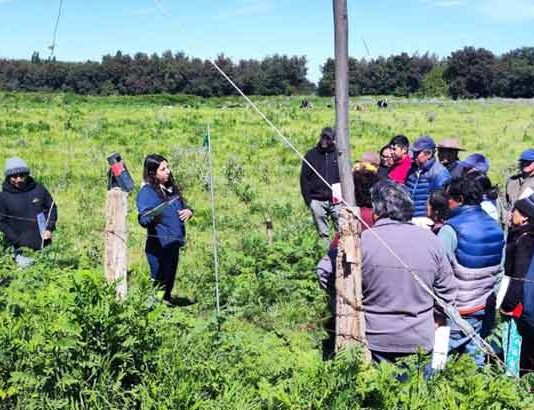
0 177 58 250
502 223 534 313
300 144 340 206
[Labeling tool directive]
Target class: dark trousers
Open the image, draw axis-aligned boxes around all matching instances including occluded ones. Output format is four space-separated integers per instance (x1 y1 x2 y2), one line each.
520 331 534 376
146 242 180 300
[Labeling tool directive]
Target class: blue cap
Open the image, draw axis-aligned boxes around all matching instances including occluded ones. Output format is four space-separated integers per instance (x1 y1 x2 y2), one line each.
519 149 534 162
411 135 436 153
460 153 489 174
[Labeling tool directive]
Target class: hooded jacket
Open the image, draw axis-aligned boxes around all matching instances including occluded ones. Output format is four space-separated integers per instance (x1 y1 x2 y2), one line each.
300 143 340 206
0 177 57 250
502 223 534 313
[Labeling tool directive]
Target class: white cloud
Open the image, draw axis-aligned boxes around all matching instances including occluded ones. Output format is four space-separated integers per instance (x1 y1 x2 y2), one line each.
479 0 534 22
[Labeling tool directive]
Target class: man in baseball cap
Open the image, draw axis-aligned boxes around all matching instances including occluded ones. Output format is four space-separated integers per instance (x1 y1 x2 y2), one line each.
405 135 451 218
437 138 465 178
505 149 534 215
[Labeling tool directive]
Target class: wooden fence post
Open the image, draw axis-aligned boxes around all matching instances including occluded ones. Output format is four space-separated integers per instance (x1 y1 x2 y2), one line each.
105 187 128 299
265 217 273 245
335 207 370 360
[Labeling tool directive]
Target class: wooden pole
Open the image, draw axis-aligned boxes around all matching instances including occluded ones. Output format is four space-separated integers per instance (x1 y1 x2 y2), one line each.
333 0 369 359
265 217 274 245
105 187 128 299
333 0 355 207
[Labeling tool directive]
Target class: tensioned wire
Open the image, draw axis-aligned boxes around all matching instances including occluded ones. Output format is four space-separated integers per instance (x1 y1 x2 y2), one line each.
151 0 507 369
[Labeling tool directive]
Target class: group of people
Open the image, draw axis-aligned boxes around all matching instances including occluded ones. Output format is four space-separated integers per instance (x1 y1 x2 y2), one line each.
4 126 534 374
0 155 193 307
303 128 534 375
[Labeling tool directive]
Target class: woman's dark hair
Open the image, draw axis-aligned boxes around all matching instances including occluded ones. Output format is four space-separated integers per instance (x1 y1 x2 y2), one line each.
428 189 450 223
353 167 379 208
370 179 414 222
469 171 499 201
379 145 391 156
143 154 181 198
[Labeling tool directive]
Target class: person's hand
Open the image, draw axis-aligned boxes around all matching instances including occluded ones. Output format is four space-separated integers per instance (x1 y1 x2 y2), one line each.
178 209 193 221
43 230 52 240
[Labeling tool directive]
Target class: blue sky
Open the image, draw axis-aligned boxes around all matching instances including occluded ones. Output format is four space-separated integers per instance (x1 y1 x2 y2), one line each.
1 0 533 83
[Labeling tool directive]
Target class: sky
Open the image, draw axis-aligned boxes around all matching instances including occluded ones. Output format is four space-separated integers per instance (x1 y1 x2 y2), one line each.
0 0 533 83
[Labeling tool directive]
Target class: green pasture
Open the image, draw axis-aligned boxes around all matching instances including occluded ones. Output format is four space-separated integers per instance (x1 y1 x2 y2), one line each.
0 92 533 408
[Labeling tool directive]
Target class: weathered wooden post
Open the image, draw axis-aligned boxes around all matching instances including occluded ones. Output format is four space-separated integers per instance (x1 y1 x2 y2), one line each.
105 188 128 298
265 217 274 245
333 0 370 359
104 153 134 299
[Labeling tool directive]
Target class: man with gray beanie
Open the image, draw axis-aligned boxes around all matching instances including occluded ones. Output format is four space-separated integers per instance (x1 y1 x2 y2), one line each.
0 157 57 267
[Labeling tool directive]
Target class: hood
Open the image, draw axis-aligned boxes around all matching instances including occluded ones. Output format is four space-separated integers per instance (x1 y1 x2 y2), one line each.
2 176 37 193
508 222 534 240
316 142 336 154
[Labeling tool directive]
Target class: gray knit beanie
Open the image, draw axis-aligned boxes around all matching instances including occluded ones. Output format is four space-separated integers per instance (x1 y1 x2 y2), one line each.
4 157 30 177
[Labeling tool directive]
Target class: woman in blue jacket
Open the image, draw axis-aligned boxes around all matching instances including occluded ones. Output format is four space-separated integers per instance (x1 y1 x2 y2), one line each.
136 154 193 303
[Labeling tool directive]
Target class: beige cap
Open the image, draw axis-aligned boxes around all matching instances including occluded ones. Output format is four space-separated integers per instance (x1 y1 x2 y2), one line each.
360 151 380 167
437 138 465 151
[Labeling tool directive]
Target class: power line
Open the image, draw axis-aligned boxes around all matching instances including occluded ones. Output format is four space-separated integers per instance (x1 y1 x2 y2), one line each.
49 0 64 61
150 0 506 369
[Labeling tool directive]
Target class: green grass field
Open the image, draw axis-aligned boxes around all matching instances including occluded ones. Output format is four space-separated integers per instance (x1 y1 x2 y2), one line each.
0 92 533 409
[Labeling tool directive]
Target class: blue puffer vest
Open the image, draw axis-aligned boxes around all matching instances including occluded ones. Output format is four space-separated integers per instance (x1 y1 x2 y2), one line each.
405 158 450 217
447 205 504 268
446 205 505 310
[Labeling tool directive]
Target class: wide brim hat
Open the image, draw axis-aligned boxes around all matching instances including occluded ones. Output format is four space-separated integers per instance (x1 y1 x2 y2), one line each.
437 138 465 151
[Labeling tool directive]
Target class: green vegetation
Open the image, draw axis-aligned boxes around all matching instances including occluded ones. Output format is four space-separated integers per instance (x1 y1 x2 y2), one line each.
0 92 533 408
3 46 534 98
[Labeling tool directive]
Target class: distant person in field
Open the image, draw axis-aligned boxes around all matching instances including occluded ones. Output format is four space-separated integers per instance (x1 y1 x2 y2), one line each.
362 180 456 363
377 145 394 179
505 149 534 219
136 154 193 305
437 138 465 178
0 157 57 268
388 134 411 184
300 127 340 246
438 175 504 367
405 135 450 220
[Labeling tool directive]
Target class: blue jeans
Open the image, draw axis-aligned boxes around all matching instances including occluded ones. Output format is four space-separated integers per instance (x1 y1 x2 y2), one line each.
448 309 494 367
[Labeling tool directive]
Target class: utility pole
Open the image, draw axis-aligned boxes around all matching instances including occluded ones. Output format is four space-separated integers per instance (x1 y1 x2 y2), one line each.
333 0 369 360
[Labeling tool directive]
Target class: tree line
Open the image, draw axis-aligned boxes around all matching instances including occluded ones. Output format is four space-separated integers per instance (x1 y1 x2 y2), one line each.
0 47 533 98
0 51 315 97
318 47 534 99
